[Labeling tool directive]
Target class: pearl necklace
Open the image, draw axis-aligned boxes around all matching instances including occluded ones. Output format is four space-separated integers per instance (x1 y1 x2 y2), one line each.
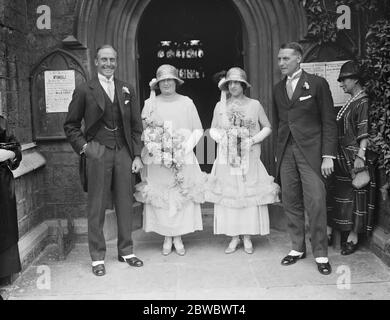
336 90 365 121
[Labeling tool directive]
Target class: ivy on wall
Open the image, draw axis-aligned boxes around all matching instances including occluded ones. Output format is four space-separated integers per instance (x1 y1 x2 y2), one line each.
362 20 390 181
302 0 385 46
302 0 338 43
301 0 390 185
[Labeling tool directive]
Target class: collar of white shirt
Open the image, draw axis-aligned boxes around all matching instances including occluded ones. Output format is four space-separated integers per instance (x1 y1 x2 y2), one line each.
287 68 302 81
98 73 114 84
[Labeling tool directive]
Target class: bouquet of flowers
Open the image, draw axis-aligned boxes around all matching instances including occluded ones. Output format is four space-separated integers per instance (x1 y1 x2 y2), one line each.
142 117 164 162
142 117 186 188
223 109 256 174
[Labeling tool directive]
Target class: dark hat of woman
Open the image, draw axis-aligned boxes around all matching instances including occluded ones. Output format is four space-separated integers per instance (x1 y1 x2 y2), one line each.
337 60 363 82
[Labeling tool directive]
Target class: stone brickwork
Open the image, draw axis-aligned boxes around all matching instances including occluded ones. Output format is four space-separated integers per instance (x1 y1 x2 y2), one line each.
1 0 85 243
0 0 32 143
23 0 88 222
1 0 46 240
14 166 46 239
25 0 78 56
39 142 87 220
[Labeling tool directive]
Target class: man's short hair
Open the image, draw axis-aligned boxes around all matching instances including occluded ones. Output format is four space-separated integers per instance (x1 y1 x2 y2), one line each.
280 42 304 57
95 45 118 59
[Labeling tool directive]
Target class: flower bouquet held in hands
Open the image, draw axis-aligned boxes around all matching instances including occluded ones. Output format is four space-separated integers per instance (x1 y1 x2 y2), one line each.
142 117 165 162
142 116 186 189
219 106 256 178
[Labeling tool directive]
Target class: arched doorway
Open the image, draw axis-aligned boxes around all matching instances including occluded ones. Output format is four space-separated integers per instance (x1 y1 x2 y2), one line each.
75 0 307 174
137 0 244 172
138 0 243 127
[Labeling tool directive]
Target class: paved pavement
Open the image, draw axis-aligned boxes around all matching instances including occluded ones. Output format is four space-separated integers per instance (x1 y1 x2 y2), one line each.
1 212 390 300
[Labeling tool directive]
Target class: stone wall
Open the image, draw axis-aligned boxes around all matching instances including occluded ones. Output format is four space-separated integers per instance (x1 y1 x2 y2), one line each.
0 0 32 142
1 0 84 239
15 163 46 239
39 142 87 220
25 0 78 56
24 0 89 221
0 0 46 239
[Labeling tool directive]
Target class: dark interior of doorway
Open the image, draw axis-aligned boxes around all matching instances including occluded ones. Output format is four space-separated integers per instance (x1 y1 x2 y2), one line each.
138 0 244 172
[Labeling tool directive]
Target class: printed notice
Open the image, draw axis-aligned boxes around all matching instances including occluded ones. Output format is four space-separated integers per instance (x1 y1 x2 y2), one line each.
301 61 350 107
44 70 75 113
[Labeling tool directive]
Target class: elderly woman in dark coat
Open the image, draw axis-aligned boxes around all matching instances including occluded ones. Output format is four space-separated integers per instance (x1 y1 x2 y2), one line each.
326 61 377 255
0 115 22 285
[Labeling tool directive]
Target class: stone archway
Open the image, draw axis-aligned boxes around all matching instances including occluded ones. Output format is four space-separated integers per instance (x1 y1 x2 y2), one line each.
74 0 307 172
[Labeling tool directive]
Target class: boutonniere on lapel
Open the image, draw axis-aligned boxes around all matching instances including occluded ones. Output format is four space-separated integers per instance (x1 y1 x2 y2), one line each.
122 86 130 105
302 82 310 90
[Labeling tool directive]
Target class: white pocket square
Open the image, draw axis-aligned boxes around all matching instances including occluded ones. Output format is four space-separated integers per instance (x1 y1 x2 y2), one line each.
299 95 312 101
124 100 130 104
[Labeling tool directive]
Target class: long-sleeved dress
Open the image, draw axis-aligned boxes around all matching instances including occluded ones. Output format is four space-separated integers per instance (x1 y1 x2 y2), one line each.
327 94 377 234
205 98 280 236
135 94 206 236
0 116 22 281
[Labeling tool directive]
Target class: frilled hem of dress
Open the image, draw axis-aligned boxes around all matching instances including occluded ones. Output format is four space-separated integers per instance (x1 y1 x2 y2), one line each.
205 175 280 208
134 174 207 210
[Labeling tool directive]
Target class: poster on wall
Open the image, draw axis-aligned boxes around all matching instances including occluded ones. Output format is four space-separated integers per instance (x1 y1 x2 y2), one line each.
44 70 75 113
301 61 350 107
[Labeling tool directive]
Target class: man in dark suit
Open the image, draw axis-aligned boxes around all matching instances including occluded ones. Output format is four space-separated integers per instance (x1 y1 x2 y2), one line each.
272 42 337 275
64 45 144 276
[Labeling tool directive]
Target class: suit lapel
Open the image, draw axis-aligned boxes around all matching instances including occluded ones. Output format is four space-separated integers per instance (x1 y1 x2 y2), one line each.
281 78 290 105
89 78 105 112
115 79 125 117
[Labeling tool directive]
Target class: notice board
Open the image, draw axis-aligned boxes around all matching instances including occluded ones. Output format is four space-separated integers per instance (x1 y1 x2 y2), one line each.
301 60 350 107
31 49 87 140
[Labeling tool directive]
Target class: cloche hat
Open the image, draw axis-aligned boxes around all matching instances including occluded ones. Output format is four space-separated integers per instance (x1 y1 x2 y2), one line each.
149 64 184 90
218 67 251 91
337 60 362 82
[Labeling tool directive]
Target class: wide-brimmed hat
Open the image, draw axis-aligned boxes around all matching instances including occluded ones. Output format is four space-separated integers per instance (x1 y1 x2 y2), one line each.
150 64 184 90
337 60 362 82
218 67 251 91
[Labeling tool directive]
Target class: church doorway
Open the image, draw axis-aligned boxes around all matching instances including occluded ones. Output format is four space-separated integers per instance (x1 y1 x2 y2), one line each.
137 0 244 172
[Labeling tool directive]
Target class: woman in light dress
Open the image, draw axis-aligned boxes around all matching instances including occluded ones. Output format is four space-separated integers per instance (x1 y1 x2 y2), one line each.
135 64 205 256
206 67 280 254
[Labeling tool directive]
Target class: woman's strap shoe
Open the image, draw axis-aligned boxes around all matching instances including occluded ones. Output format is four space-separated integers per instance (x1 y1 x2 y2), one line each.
244 246 254 254
243 238 254 254
118 255 144 267
316 261 332 275
225 246 237 254
280 252 306 266
175 247 186 256
162 238 173 256
92 264 106 276
225 238 241 254
162 246 172 256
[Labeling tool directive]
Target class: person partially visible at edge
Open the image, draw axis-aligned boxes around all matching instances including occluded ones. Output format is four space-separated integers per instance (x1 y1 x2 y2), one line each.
326 60 377 255
0 115 22 285
272 42 338 275
64 45 144 277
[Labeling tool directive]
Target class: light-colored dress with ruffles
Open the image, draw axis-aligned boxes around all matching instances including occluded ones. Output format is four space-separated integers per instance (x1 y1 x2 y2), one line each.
206 98 280 236
134 94 205 236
